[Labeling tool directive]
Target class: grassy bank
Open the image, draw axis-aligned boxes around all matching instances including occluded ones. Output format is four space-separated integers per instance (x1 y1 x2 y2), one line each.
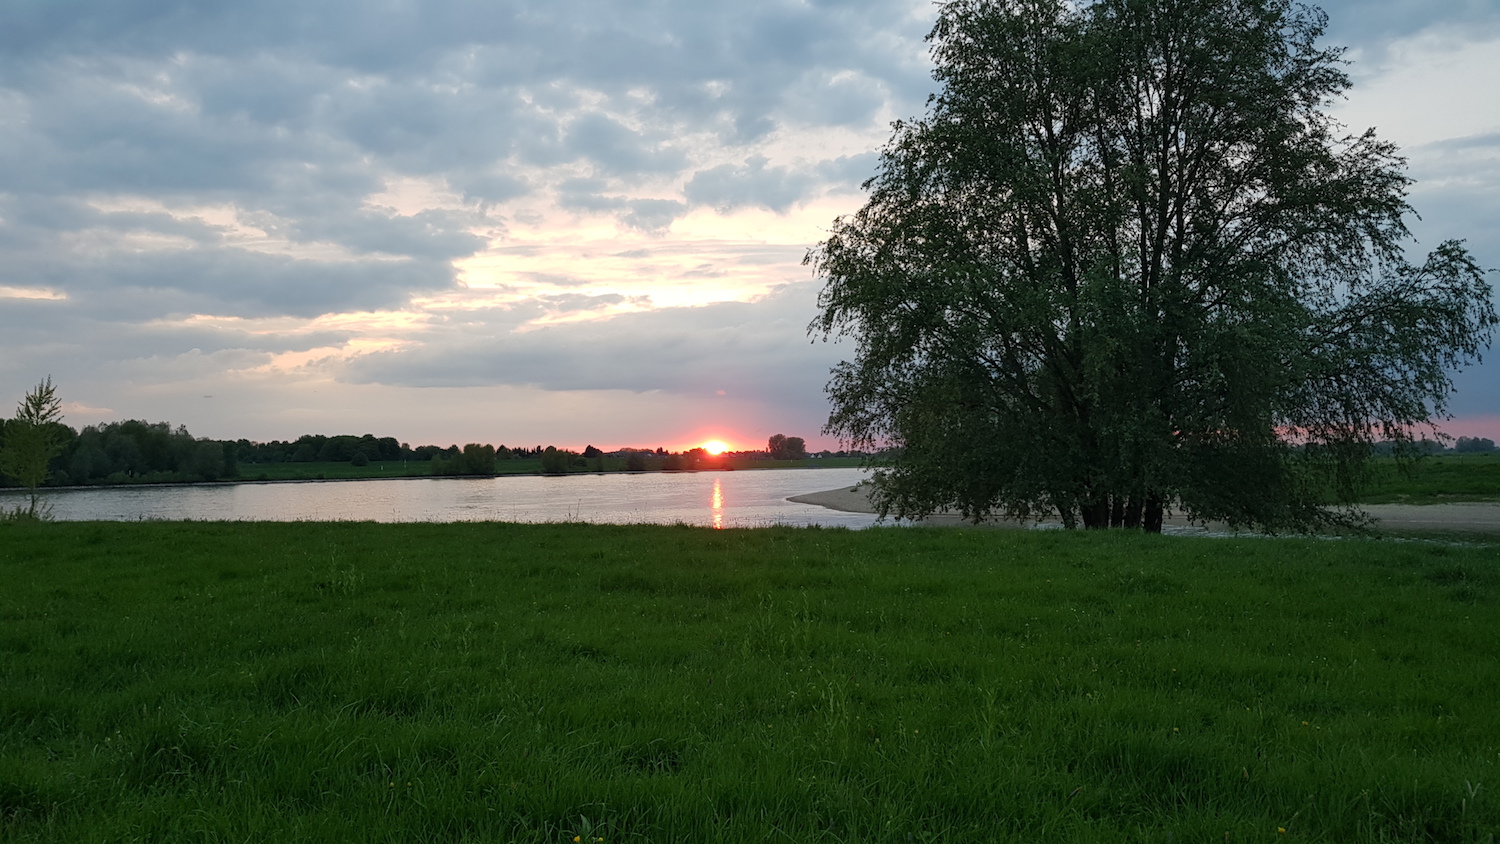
1357 453 1500 504
2 523 1497 842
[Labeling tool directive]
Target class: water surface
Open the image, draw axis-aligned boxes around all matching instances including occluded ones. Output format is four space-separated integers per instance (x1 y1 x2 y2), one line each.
1 468 876 528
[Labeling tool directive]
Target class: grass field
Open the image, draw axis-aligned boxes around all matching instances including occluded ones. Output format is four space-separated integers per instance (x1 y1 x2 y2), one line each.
2 522 1496 841
1356 454 1500 504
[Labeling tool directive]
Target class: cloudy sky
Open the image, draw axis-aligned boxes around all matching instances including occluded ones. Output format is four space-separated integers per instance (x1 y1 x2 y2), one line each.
1 0 1496 452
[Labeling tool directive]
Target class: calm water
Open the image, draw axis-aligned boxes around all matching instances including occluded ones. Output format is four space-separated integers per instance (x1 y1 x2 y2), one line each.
0 468 878 528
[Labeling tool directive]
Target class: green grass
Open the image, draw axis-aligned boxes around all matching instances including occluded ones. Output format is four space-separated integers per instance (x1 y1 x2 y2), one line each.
1356 453 1500 504
241 460 444 480
2 523 1497 842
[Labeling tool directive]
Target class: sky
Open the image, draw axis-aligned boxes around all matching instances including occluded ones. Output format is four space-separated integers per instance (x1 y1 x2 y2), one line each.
0 0 1496 453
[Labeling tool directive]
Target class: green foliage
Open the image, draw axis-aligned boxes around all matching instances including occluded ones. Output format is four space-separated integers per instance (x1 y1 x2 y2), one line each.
809 0 1497 533
240 434 405 464
0 377 65 518
432 443 498 476
0 523 1496 840
66 419 235 485
540 445 573 475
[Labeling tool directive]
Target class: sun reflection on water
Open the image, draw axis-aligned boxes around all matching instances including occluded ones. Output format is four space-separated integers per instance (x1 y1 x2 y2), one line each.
710 477 724 529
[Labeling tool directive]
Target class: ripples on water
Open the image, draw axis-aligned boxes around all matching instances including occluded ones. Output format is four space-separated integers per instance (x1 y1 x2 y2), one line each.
0 468 879 529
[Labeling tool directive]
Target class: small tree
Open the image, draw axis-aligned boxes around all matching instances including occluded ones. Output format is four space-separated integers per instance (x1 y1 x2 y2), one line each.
0 377 65 518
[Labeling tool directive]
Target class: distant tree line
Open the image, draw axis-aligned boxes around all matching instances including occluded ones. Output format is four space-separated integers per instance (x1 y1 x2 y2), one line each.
0 421 835 488
1371 437 1497 456
1 383 831 489
0 416 236 487
230 435 561 467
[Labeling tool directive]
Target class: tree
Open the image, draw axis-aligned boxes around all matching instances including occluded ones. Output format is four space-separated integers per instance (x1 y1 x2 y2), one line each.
783 437 808 460
767 434 809 460
0 377 66 518
458 443 497 475
808 0 1496 532
540 446 570 475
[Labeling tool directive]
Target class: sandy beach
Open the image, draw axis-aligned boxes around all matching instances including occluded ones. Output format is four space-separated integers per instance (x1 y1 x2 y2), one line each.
790 483 1500 533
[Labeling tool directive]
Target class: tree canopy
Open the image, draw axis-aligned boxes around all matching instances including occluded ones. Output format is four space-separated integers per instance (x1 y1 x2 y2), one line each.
767 434 809 460
808 0 1496 532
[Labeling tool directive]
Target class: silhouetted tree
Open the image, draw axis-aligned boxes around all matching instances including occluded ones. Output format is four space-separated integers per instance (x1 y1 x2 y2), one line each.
767 434 808 460
810 0 1496 532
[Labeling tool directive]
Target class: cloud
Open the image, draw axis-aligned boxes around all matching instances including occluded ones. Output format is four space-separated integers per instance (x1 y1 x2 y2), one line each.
340 282 843 405
2 0 1496 446
685 156 804 213
1317 0 1500 50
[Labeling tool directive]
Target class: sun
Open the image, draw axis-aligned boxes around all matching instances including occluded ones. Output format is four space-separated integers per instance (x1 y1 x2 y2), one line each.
701 440 730 455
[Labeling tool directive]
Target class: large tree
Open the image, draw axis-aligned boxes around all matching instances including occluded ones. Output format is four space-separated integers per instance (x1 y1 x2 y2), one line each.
808 0 1496 532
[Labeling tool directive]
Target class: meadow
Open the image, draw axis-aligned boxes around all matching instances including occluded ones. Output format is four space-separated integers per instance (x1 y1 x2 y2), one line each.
1 522 1497 842
1358 453 1500 504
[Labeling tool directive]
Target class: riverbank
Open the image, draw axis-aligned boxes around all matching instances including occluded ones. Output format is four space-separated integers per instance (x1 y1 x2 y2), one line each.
2 521 1496 841
7 457 867 496
790 482 1500 534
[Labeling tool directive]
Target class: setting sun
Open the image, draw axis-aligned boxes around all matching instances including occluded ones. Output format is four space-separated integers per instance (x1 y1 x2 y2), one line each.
701 440 730 455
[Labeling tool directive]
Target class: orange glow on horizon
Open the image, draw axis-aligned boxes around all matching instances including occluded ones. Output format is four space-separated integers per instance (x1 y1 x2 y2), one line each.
701 440 730 455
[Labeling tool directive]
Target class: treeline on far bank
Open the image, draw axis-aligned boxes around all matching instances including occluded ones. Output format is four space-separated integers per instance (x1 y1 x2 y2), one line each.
0 420 866 489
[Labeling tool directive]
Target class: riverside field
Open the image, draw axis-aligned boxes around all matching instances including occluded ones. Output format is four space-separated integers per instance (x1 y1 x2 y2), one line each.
1 521 1496 842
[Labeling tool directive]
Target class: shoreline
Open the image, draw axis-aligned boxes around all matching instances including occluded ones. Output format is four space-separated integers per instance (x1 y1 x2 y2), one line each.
5 463 855 495
789 483 1500 534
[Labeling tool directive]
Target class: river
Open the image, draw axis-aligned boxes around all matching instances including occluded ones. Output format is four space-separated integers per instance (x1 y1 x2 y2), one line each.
0 468 878 528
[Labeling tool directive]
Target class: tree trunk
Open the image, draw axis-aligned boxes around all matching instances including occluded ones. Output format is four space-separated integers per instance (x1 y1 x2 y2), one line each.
1081 498 1110 529
1143 493 1164 533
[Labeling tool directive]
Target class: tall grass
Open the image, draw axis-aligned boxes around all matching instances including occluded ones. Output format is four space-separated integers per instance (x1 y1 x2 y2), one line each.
2 522 1496 841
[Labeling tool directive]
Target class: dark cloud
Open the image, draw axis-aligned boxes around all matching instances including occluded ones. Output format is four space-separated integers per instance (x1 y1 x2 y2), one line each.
558 183 689 231
340 283 842 405
291 208 493 262
685 157 804 213
1316 0 1500 48
0 0 934 324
